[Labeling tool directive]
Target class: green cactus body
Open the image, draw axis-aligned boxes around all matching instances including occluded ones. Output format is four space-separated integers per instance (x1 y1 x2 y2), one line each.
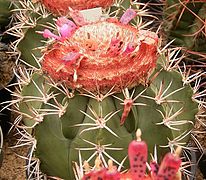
17 16 54 68
6 0 54 68
8 0 201 179
18 57 198 179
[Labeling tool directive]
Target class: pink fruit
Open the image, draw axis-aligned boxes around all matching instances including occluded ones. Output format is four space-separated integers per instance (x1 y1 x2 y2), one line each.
156 153 181 180
128 129 148 180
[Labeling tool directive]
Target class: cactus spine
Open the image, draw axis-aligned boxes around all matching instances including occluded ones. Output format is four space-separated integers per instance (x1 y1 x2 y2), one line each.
1 0 205 179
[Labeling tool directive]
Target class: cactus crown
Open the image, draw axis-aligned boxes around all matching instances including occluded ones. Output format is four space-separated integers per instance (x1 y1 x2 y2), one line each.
1 0 205 179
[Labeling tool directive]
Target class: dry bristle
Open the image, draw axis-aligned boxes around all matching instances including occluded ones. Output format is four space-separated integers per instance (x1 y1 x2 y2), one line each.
136 128 142 141
175 146 182 157
95 157 102 170
83 161 90 173
108 159 113 168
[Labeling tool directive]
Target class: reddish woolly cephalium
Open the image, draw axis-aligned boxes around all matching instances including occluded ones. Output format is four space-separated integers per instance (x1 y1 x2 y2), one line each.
42 19 158 93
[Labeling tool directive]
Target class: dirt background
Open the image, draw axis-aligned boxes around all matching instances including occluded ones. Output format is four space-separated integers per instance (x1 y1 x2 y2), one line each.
0 133 27 179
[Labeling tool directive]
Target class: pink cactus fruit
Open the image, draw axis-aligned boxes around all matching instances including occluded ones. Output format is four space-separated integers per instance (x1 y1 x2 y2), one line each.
40 0 114 15
42 15 158 93
82 158 106 180
155 149 182 180
128 129 148 180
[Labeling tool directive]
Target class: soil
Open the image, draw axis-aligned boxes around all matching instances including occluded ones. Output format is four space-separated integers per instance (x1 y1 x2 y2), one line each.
0 132 28 180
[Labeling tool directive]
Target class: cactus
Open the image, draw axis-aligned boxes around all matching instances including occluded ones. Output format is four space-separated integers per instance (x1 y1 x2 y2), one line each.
16 50 198 179
163 1 206 48
2 0 204 179
5 0 54 68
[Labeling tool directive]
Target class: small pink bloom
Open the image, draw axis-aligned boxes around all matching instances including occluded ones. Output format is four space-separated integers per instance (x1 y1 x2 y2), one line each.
120 9 137 25
43 29 60 40
58 24 73 38
56 17 77 38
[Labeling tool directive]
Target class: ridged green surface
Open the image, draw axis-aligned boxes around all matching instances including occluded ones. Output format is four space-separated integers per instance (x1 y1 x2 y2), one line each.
18 15 54 68
19 73 52 128
10 0 200 179
19 60 198 179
